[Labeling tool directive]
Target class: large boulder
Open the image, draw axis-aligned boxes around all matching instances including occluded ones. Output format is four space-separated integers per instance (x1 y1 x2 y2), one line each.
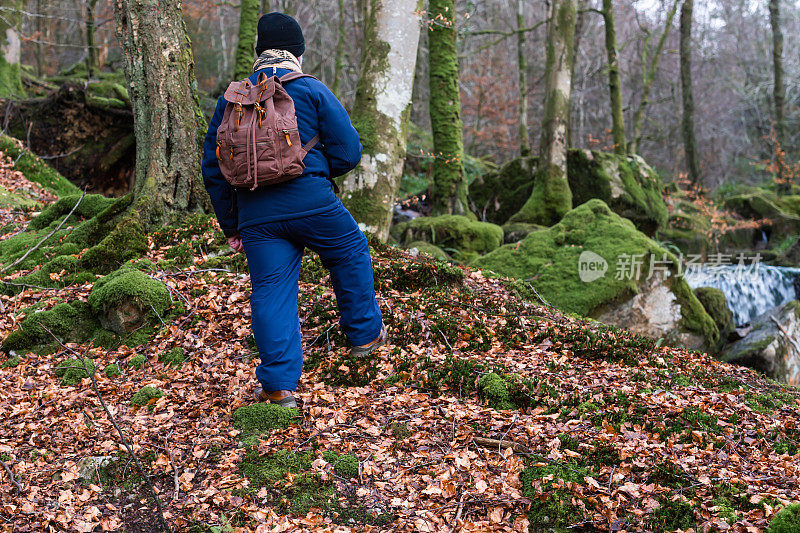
391 215 504 259
721 300 800 385
568 150 668 236
467 150 668 235
723 188 800 238
473 199 719 351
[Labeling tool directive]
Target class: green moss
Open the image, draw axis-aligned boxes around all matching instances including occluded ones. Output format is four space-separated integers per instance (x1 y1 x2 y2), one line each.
103 363 121 377
232 403 300 434
477 372 516 410
519 462 586 531
501 222 544 244
0 134 80 196
80 211 148 274
1 356 21 367
1 301 97 352
510 164 573 226
469 157 537 225
694 287 735 340
476 200 719 348
55 358 95 386
405 241 450 261
329 453 359 479
768 503 800 533
392 215 503 255
649 498 696 532
160 346 186 367
28 194 116 231
374 256 464 292
127 354 146 370
88 267 171 330
130 386 164 407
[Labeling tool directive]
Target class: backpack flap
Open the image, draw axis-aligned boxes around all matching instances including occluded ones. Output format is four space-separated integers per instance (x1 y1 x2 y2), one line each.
223 75 275 106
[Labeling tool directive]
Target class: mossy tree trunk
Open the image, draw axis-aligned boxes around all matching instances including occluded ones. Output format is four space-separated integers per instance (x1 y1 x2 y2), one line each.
428 0 469 216
0 0 24 98
769 0 784 146
260 0 271 12
331 0 347 97
510 0 576 226
342 0 421 241
602 0 626 154
85 0 100 78
629 0 678 155
516 0 530 157
112 0 210 230
234 0 259 80
679 0 701 186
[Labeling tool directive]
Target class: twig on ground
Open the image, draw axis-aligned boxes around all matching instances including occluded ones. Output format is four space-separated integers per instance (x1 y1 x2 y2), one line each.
42 326 171 532
472 436 535 457
164 431 180 501
0 190 86 276
0 458 22 493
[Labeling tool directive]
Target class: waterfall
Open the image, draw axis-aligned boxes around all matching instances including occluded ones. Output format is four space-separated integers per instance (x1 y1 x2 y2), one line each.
684 265 800 326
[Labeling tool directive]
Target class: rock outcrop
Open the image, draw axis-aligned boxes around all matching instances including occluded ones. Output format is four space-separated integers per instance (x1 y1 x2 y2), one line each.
473 200 719 351
722 300 800 385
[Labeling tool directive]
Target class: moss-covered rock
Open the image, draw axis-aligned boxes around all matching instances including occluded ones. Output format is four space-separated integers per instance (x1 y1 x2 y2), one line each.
404 241 449 261
28 193 117 231
501 222 545 244
130 386 164 407
103 363 121 377
88 267 171 334
469 151 668 235
473 200 719 350
694 287 735 341
1 300 97 353
0 134 80 196
160 346 186 367
392 215 503 256
723 188 800 238
469 156 536 225
722 300 800 384
568 150 667 236
127 354 145 370
768 503 800 533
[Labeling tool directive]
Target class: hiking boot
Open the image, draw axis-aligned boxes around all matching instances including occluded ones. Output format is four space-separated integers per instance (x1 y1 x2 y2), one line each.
350 323 388 358
254 386 298 409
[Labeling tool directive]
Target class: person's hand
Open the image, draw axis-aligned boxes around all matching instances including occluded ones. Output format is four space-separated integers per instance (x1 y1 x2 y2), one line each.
228 233 244 253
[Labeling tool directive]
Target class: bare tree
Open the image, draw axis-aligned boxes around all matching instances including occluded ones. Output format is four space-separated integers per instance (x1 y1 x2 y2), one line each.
516 0 530 156
769 0 784 146
0 0 24 97
601 0 626 154
234 0 259 80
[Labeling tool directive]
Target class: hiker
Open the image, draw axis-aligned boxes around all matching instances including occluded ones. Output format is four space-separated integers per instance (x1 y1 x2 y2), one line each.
201 12 386 409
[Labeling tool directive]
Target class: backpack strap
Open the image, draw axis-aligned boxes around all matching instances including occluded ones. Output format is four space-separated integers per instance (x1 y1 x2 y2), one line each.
277 72 338 194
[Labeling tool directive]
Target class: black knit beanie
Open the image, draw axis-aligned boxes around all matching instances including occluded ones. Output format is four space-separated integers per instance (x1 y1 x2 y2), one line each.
255 12 305 58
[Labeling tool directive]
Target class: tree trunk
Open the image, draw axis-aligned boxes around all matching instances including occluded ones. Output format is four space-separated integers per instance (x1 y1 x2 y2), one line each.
769 0 784 146
516 0 530 156
260 0 270 12
510 0 575 225
428 0 469 216
602 0 626 154
86 0 100 78
331 0 347 97
0 0 24 98
567 0 585 148
629 0 678 154
679 0 701 185
234 0 260 80
342 0 421 240
112 0 210 229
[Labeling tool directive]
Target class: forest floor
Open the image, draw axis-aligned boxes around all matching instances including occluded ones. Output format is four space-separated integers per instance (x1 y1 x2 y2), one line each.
0 155 799 533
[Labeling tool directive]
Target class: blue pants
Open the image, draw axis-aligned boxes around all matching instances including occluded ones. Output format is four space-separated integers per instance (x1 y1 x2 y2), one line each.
240 202 383 392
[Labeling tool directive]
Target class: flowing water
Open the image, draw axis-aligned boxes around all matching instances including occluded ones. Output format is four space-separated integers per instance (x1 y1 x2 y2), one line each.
684 265 800 326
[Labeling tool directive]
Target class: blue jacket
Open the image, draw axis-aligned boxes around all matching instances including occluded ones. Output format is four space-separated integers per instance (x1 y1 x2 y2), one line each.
202 67 363 237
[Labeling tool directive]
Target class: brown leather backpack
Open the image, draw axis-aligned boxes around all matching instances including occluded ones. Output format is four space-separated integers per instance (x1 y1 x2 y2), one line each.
216 72 319 190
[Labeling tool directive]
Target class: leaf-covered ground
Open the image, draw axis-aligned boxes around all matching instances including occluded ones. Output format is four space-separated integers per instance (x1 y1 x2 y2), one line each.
1 159 799 532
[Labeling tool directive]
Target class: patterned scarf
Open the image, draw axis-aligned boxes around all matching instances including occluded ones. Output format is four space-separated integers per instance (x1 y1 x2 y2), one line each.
252 49 302 74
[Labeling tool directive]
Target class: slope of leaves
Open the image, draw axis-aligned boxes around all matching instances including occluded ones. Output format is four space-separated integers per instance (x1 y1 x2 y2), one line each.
1 187 799 531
